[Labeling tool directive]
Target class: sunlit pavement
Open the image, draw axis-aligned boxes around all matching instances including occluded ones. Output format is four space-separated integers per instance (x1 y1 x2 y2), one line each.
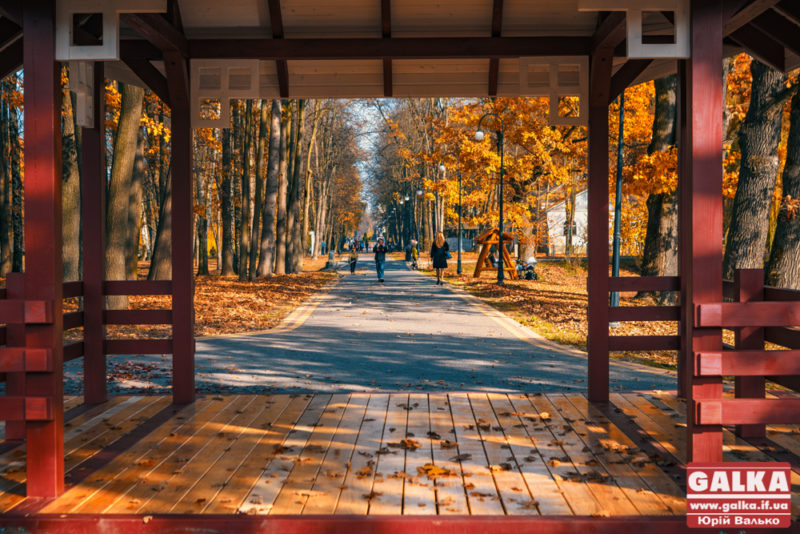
63 258 676 395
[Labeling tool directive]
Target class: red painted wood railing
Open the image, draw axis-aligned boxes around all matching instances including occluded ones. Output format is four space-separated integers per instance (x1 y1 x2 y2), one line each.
607 276 681 352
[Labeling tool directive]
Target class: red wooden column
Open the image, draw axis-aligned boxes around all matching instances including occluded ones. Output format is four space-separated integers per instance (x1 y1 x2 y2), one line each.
587 47 614 403
165 51 195 404
680 0 724 462
81 62 106 405
23 0 65 496
734 269 765 438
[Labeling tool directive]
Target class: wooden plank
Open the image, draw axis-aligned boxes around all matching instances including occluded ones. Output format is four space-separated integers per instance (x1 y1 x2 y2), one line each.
608 276 680 292
608 306 680 322
135 396 265 514
697 399 800 425
569 395 685 514
764 286 800 301
467 393 539 515
302 394 370 515
608 335 680 351
487 393 571 515
335 394 391 515
506 394 602 516
52 396 231 513
529 394 639 516
239 394 330 514
697 301 800 328
400 394 437 514
46 396 228 513
171 395 295 513
368 393 409 515
611 393 686 462
447 393 505 515
551 394 675 515
103 280 172 295
426 394 469 515
765 326 800 349
269 394 350 514
203 394 314 514
696 350 800 376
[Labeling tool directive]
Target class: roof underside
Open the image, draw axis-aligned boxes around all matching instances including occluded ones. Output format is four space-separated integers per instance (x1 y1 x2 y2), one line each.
5 0 800 99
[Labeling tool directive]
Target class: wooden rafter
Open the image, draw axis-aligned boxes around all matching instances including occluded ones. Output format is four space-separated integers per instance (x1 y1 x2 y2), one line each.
382 0 392 97
750 9 800 56
120 53 171 105
775 0 800 25
487 0 503 96
0 33 20 78
592 11 626 53
189 36 591 60
608 59 652 104
724 0 781 35
729 23 785 71
268 0 289 98
121 13 188 57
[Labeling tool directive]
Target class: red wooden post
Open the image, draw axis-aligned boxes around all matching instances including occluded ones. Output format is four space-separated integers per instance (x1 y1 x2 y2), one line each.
5 273 25 439
165 51 195 404
587 47 613 403
734 268 765 438
23 0 65 496
81 62 106 405
680 0 724 463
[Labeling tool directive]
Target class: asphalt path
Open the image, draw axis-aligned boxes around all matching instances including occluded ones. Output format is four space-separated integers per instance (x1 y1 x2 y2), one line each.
62 256 677 395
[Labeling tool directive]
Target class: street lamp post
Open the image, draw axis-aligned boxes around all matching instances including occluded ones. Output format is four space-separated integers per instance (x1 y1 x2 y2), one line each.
439 152 463 275
475 112 506 285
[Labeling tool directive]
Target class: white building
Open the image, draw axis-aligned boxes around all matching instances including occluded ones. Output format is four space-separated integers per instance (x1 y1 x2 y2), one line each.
545 190 588 256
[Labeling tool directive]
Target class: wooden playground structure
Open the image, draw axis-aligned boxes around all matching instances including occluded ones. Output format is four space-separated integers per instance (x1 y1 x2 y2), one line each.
472 227 517 280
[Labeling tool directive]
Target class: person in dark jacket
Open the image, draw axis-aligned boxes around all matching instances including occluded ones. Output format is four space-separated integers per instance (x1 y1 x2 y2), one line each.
430 231 450 285
373 236 388 282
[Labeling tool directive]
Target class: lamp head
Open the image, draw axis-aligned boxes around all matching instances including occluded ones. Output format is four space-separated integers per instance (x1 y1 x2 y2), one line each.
438 163 446 173
404 195 410 201
474 129 485 141
416 189 423 196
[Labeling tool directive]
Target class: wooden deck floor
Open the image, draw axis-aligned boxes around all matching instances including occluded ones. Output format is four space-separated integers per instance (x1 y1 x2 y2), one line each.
0 392 798 517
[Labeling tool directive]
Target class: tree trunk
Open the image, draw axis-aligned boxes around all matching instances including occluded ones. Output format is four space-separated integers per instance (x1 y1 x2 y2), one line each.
220 128 235 275
249 99 268 279
106 83 144 307
285 100 304 273
257 99 281 277
62 76 82 281
148 177 172 280
238 100 254 280
10 102 22 273
766 91 800 288
126 129 145 279
274 100 290 275
639 75 679 303
723 61 786 279
0 88 10 274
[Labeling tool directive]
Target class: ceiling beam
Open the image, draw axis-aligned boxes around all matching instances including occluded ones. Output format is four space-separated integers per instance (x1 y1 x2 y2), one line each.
120 53 170 105
121 13 188 57
382 0 391 97
608 59 652 104
729 23 786 71
189 36 592 60
724 0 781 35
775 0 800 25
0 17 20 50
488 0 503 96
267 0 289 98
592 11 627 53
0 34 20 78
750 9 800 56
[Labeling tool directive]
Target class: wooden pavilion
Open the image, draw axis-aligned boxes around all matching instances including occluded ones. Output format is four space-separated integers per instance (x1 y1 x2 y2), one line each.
1 0 800 531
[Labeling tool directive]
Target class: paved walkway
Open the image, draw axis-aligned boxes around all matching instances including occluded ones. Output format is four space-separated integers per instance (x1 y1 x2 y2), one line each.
65 257 676 395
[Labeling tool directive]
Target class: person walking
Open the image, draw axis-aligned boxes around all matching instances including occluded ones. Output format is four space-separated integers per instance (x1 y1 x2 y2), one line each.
373 236 388 282
348 244 358 274
430 231 450 285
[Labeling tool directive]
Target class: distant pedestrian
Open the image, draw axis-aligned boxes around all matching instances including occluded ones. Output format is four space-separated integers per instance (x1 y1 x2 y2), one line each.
348 245 358 274
321 241 326 254
410 240 419 269
373 236 388 282
430 231 450 285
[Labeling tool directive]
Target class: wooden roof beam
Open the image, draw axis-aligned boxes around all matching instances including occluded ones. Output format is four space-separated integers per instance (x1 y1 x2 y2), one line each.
120 53 170 105
724 0 781 35
592 11 627 53
189 36 592 60
729 23 785 71
267 0 289 98
775 0 800 25
488 0 503 97
0 34 20 78
121 13 188 57
382 0 391 97
750 9 800 57
608 59 652 104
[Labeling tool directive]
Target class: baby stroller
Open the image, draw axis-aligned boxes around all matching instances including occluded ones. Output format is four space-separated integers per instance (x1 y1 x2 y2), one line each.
517 256 539 281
